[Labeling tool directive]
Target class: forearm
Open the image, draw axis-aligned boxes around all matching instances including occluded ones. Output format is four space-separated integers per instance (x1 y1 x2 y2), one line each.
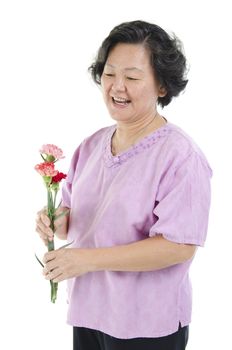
90 235 196 273
43 235 196 283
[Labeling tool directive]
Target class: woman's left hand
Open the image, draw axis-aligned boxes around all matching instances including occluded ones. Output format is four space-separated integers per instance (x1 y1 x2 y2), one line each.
43 248 92 283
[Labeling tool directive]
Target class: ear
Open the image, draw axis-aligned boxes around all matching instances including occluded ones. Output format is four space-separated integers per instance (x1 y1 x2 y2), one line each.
158 85 167 97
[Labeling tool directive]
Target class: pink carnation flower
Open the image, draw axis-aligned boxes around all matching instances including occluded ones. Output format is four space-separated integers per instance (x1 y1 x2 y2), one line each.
40 144 64 160
35 162 58 177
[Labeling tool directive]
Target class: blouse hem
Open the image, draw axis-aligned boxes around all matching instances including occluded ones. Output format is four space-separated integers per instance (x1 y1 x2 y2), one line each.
67 318 191 339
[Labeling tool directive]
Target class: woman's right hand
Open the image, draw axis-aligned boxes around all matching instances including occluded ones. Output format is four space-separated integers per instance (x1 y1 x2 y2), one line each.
36 208 53 246
36 207 70 245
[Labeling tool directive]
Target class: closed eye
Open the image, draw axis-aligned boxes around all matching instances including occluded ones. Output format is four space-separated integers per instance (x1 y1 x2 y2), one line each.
127 77 139 81
104 73 139 80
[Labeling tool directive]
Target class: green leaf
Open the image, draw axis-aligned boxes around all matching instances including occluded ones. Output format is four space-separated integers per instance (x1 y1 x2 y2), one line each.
57 199 62 208
35 253 44 268
58 240 74 249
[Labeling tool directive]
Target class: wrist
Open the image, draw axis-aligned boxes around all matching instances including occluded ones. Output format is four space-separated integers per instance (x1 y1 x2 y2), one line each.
86 247 108 273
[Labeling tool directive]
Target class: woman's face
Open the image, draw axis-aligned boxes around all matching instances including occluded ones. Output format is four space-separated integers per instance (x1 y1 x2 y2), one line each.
101 43 166 123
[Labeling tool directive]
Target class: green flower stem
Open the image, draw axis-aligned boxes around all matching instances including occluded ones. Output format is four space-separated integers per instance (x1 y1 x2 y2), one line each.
48 238 58 303
47 240 54 252
47 188 58 303
50 280 58 303
53 190 58 211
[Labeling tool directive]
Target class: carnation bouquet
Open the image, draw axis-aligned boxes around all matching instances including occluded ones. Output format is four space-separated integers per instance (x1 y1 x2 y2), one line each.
35 144 67 303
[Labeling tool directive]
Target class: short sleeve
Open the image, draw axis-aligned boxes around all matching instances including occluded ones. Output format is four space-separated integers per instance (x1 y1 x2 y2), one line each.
149 151 212 246
61 143 82 208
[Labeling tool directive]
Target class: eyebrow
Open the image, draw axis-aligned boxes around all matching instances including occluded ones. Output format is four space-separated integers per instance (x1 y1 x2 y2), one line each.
105 63 144 73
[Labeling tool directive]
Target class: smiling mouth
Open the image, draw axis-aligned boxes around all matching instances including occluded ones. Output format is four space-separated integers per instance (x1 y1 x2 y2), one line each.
112 97 131 106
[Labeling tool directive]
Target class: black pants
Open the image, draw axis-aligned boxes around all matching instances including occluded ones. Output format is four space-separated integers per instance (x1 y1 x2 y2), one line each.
73 323 189 350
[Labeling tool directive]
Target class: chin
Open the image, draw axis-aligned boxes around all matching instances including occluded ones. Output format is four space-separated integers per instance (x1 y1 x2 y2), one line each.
109 113 130 123
107 107 130 121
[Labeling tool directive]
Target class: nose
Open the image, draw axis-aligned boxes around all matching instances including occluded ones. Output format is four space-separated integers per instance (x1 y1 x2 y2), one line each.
111 76 126 93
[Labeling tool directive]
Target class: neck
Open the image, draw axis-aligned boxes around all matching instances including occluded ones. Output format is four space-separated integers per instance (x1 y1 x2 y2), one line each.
112 112 166 155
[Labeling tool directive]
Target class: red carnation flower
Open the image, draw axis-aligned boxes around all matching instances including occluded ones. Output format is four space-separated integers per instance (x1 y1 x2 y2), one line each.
52 172 67 183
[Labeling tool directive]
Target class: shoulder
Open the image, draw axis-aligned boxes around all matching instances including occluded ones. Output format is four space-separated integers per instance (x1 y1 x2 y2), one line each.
70 124 114 163
165 122 204 155
72 125 114 153
162 122 212 176
66 125 114 178
83 125 114 147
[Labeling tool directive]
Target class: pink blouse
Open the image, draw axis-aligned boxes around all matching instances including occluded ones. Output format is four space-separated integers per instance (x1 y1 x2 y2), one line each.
62 121 212 339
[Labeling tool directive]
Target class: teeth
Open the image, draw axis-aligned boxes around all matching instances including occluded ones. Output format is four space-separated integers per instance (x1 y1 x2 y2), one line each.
113 97 128 102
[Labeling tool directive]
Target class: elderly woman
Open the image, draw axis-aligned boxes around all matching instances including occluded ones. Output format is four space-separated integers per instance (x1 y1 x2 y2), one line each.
36 20 212 350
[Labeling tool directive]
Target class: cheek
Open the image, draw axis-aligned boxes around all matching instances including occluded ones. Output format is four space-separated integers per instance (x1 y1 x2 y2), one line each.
101 78 111 96
134 86 154 102
100 79 107 99
139 81 159 100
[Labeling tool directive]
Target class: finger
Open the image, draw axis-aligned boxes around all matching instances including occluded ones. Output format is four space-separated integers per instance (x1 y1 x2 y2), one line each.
46 269 63 282
36 207 50 224
35 224 48 239
36 206 47 217
53 269 65 282
43 258 58 274
36 211 50 227
36 220 54 241
35 217 51 233
43 264 58 276
43 263 61 279
35 227 49 246
36 226 53 243
37 230 48 245
43 250 56 264
53 275 63 283
41 213 50 227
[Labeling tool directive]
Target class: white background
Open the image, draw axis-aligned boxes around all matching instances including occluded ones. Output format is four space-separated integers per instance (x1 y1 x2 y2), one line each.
0 0 231 349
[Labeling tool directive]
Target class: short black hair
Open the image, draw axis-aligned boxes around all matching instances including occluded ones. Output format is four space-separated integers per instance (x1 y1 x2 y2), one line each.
88 20 188 108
